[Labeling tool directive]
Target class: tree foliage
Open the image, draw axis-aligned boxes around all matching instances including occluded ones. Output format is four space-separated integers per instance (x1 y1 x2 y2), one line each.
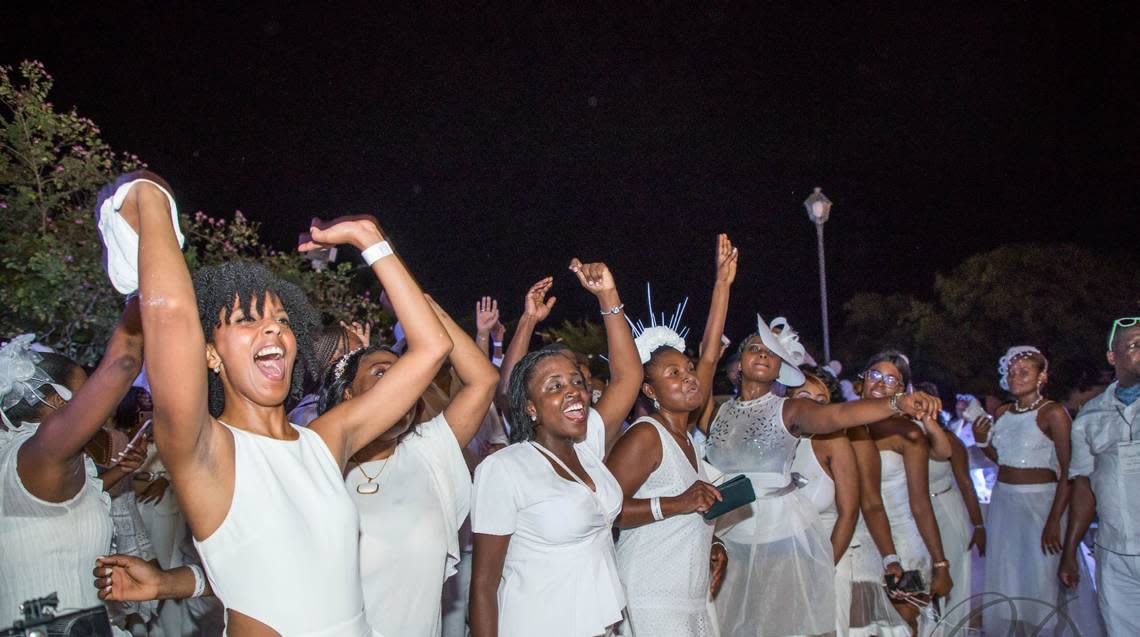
1 61 388 365
837 243 1140 396
542 319 610 378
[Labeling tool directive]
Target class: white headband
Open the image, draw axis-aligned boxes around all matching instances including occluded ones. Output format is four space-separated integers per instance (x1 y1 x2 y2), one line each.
998 345 1046 391
626 283 689 364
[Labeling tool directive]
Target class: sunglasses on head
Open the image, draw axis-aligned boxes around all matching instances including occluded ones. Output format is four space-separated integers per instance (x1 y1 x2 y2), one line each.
1108 317 1140 349
863 369 903 388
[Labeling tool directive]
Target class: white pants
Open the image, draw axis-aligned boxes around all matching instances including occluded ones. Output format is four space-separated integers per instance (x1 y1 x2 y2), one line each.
1095 547 1140 637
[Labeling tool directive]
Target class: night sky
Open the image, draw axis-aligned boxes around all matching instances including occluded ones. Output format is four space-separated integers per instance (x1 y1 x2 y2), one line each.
6 3 1138 356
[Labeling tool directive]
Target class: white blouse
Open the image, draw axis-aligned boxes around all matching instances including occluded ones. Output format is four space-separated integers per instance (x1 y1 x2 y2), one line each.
347 414 471 637
471 409 625 637
0 423 113 625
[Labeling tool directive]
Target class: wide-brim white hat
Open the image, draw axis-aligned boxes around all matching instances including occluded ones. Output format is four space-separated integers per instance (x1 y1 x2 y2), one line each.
755 315 807 387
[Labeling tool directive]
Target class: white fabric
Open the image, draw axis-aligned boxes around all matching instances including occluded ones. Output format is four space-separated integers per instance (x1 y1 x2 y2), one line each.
992 406 1059 472
135 448 190 637
927 458 972 629
471 408 625 637
1095 546 1140 637
0 422 113 625
193 423 378 637
616 417 715 636
1069 381 1140 555
706 394 835 637
983 481 1070 635
96 178 185 295
347 414 472 637
792 438 837 528
879 450 932 582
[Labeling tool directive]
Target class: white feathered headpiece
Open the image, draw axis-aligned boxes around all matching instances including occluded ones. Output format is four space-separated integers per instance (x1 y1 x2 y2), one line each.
998 345 1046 391
626 283 690 364
0 334 73 428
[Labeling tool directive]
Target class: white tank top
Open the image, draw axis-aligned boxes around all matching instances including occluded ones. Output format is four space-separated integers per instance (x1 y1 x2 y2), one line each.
928 457 954 495
991 407 1058 472
194 423 373 637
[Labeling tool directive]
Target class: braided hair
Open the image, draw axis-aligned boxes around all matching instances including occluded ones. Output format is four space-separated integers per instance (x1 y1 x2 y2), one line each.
192 261 319 417
507 349 572 444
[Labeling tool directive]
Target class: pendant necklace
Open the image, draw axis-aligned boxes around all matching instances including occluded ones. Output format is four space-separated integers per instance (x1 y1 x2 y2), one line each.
353 457 390 495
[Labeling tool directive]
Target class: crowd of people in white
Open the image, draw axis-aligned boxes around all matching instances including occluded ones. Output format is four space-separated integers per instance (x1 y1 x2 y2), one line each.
1 172 1137 637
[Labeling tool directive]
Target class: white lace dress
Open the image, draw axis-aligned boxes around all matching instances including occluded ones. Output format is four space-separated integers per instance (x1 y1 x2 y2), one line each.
706 394 835 637
616 417 716 636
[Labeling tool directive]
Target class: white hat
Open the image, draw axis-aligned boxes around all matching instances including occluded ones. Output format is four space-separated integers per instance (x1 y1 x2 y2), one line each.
755 315 806 387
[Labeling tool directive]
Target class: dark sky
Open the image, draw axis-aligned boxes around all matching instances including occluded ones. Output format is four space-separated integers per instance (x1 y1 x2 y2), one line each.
6 3 1138 354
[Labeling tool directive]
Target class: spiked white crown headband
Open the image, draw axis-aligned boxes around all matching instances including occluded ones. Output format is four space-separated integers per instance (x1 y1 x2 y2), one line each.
626 283 690 364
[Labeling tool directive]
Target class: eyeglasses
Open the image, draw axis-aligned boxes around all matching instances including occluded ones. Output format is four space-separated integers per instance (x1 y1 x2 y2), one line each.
864 369 903 388
1108 317 1140 349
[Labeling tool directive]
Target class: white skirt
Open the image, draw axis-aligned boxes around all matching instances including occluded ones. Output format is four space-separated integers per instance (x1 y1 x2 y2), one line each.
715 486 835 637
983 481 1077 636
929 484 973 628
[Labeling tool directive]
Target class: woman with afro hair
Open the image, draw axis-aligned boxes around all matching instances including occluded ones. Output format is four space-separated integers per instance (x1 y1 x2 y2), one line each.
93 172 451 637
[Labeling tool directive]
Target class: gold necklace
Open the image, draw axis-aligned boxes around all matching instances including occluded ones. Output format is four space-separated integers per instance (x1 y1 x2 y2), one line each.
353 457 390 495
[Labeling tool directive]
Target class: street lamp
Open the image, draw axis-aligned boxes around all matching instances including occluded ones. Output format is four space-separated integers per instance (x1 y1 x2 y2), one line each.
803 187 832 362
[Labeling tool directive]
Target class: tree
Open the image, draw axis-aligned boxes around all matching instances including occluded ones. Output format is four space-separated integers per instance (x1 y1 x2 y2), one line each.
0 60 143 363
1 60 388 364
837 243 1140 397
541 319 610 378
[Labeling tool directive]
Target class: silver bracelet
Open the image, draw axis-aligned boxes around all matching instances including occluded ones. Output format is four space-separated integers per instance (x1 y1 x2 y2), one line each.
650 496 664 521
882 553 901 569
888 393 904 414
187 564 206 598
599 303 625 316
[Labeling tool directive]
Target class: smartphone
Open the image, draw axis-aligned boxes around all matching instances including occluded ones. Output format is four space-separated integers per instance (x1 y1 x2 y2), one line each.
113 419 152 464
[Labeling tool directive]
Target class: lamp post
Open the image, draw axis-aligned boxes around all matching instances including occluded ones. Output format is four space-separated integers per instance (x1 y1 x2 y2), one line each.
803 187 833 362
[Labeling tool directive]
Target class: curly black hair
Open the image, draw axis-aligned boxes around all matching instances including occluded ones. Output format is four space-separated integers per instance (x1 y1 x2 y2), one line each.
192 261 320 417
507 349 572 443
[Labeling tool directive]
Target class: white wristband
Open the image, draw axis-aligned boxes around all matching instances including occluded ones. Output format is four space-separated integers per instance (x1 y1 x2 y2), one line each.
882 554 901 569
650 496 664 521
361 240 393 266
188 564 206 598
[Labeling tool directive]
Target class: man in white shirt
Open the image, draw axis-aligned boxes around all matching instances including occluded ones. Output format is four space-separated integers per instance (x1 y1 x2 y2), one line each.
1060 317 1140 636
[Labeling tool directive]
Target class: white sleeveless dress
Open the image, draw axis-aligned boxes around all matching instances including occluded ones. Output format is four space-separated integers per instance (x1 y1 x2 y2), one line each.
194 423 380 637
927 456 972 627
791 439 846 635
616 417 716 636
706 394 835 637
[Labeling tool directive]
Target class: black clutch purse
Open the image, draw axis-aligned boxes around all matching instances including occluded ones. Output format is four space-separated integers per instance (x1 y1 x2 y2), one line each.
702 474 757 520
885 569 926 595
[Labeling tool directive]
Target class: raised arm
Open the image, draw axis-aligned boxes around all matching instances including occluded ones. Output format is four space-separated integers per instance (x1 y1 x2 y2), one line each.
303 216 452 465
125 176 214 472
474 296 499 358
899 435 952 597
783 391 941 436
569 259 642 446
429 297 500 447
497 278 556 402
20 299 143 502
694 235 737 400
1040 402 1072 556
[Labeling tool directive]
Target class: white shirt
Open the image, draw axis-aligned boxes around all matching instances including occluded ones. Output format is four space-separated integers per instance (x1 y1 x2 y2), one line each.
347 414 472 637
1069 381 1140 555
471 409 625 637
0 423 113 625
